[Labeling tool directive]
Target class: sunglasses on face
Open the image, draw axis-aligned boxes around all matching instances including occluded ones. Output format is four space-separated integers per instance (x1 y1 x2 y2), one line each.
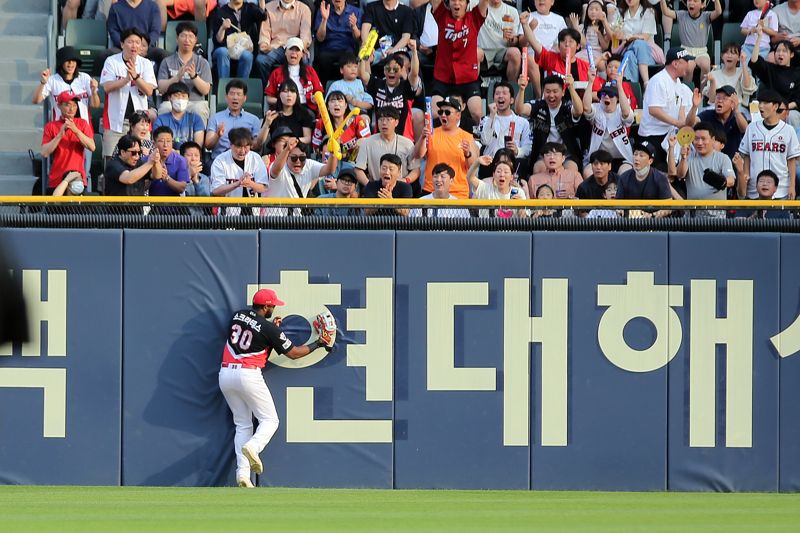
778 107 788 113
289 154 307 163
126 149 141 156
437 109 454 116
384 66 401 73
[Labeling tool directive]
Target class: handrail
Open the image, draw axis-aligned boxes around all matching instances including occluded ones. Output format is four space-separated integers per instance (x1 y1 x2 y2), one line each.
42 9 57 195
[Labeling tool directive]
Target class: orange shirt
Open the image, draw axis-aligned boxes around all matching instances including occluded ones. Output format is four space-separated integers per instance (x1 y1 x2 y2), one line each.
424 127 474 199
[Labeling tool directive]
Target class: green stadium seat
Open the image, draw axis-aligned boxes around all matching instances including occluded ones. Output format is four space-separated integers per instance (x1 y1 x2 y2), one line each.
89 86 105 133
164 20 209 58
65 19 108 77
215 77 264 116
720 22 746 49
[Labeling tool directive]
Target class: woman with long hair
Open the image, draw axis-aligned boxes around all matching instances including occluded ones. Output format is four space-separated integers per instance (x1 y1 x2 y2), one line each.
264 39 324 116
33 46 101 123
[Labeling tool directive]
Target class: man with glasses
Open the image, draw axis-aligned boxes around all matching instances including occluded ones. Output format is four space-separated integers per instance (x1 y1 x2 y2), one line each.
737 89 800 200
360 52 420 140
148 126 190 196
104 135 157 195
686 85 748 161
315 168 362 217
416 96 479 199
266 136 338 215
355 107 420 192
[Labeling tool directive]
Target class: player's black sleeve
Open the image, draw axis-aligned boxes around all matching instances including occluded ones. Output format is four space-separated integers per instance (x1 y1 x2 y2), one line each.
262 321 295 355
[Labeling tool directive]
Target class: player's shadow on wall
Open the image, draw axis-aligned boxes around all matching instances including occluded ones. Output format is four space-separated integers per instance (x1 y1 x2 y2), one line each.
139 310 235 487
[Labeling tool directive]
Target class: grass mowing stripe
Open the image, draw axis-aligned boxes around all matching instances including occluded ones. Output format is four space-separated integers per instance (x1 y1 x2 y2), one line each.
0 487 798 532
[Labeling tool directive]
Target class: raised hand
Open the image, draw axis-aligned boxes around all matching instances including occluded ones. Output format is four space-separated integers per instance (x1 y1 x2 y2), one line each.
319 1 330 20
408 39 417 52
216 122 225 137
478 154 493 166
568 13 581 30
459 139 471 157
40 68 50 84
692 88 702 108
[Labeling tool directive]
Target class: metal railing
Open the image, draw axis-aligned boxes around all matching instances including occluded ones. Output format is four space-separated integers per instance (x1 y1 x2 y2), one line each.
0 196 797 231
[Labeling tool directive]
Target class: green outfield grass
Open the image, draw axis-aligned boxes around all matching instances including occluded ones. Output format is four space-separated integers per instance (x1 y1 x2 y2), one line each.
0 486 798 532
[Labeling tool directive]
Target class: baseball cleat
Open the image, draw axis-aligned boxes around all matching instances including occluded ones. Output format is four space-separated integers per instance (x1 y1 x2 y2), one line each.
242 443 263 475
237 476 254 488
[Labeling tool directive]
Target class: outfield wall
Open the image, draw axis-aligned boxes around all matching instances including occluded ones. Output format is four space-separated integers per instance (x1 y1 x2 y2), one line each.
0 228 798 492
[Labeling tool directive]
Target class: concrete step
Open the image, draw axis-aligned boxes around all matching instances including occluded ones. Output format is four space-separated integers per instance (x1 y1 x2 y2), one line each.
0 0 51 14
0 128 42 152
0 152 35 175
0 36 47 60
0 59 48 82
0 104 45 127
0 81 41 106
0 13 48 35
0 175 37 196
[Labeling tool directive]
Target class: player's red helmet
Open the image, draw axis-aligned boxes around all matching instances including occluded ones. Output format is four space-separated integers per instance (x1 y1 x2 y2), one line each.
253 289 285 306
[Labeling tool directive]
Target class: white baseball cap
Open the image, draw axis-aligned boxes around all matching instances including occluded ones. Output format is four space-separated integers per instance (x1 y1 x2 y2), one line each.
284 37 304 51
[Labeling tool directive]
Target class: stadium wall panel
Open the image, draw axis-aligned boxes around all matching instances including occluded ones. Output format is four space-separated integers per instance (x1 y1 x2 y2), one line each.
0 229 797 492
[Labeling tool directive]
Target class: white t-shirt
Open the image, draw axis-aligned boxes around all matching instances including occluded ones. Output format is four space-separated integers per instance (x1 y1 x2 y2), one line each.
409 194 471 218
638 69 685 136
420 4 439 48
264 158 326 216
738 120 800 199
473 179 529 217
471 0 522 50
287 65 306 103
622 5 657 36
532 11 567 52
99 53 156 133
742 9 779 46
41 72 94 123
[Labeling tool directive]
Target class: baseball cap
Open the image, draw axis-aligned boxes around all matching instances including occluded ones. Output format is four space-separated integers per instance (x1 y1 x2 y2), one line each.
598 83 618 98
284 37 304 51
438 97 462 112
268 125 294 147
633 140 656 158
56 91 80 105
164 81 191 98
666 47 695 64
253 289 285 306
337 169 358 183
715 85 736 96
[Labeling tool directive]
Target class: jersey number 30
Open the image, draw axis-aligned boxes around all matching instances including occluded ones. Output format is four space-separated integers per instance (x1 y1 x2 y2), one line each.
230 324 253 350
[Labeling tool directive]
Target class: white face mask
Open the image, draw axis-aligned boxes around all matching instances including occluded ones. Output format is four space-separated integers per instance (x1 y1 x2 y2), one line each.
279 0 294 7
171 98 189 112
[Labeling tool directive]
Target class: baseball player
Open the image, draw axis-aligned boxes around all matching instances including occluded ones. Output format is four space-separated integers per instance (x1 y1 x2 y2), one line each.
219 288 336 488
737 89 800 200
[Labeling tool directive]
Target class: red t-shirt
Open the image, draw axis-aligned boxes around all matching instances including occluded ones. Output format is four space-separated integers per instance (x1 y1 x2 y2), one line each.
536 48 591 82
41 118 92 188
433 3 485 85
265 67 324 116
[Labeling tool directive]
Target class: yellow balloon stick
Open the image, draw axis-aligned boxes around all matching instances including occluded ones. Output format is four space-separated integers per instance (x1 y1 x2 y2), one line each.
358 29 379 60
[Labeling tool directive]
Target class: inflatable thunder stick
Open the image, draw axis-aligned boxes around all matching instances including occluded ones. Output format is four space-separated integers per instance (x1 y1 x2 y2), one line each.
358 30 379 60
314 91 342 160
522 48 528 79
425 96 433 147
587 43 595 70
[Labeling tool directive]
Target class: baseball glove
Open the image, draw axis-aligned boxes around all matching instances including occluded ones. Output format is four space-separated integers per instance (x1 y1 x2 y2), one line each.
313 310 337 351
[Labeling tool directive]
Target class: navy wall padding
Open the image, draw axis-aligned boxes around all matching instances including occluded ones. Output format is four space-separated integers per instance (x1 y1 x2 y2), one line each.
0 229 122 485
121 230 259 486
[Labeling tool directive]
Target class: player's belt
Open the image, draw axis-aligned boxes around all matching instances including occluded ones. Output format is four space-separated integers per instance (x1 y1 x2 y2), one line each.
221 362 261 370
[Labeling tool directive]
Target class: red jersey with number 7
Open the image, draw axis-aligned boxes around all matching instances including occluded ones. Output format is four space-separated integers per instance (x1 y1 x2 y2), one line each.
433 3 485 85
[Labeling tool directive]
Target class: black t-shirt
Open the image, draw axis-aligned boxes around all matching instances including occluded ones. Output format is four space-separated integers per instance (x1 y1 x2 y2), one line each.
363 1 415 42
226 308 294 361
104 156 148 196
271 107 315 139
576 174 617 200
367 78 416 137
361 180 413 216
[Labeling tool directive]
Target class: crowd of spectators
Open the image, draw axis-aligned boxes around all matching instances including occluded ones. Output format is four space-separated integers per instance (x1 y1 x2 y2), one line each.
36 0 800 218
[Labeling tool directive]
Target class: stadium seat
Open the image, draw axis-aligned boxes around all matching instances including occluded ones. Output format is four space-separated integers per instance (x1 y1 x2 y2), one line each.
720 22 746 48
215 77 264 116
629 82 642 110
89 86 105 133
164 21 209 58
65 19 109 77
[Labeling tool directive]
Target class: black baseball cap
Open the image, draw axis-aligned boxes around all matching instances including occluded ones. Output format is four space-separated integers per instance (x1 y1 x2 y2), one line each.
633 140 656 158
598 83 618 98
666 47 695 63
268 125 294 145
715 85 736 96
337 169 358 183
438 97 462 112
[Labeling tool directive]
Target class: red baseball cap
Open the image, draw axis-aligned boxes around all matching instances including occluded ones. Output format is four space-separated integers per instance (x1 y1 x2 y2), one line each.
253 289 285 306
56 91 80 105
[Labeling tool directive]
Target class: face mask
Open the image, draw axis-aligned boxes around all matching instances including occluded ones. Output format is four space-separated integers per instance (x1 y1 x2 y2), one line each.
279 0 294 8
635 165 650 179
171 98 189 112
69 180 85 195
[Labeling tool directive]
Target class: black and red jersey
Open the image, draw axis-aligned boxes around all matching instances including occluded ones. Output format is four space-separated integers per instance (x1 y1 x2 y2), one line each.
221 309 294 368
